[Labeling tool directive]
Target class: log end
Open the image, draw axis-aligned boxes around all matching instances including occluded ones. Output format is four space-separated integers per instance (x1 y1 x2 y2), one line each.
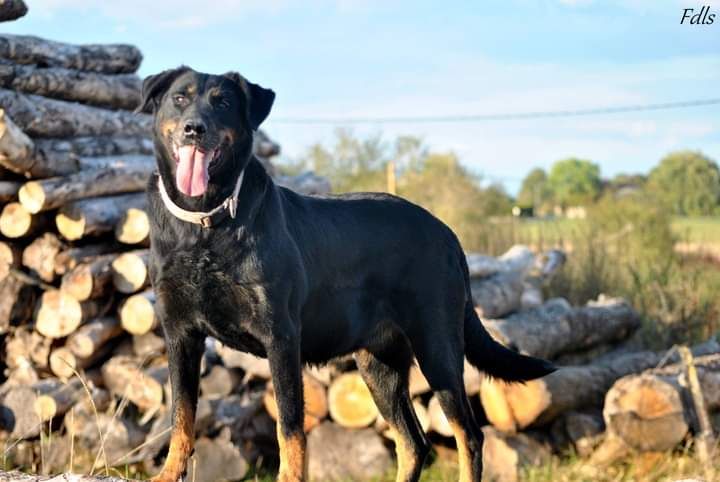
0 202 32 238
115 207 150 244
112 252 148 294
56 209 86 241
119 292 156 335
328 372 379 429
18 181 46 214
36 290 83 338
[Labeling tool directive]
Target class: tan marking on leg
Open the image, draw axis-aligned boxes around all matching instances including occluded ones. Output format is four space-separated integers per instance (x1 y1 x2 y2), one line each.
389 427 419 482
277 423 307 482
151 400 195 482
449 420 474 482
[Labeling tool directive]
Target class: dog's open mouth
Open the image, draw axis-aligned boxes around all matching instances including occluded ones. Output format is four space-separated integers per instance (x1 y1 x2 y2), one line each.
172 144 221 197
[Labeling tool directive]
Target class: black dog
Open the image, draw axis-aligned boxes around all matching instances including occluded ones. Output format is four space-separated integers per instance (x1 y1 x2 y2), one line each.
140 66 555 482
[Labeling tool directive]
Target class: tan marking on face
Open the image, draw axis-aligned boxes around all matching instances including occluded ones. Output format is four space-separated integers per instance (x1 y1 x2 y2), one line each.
449 420 475 482
151 400 195 482
276 424 307 482
186 84 197 95
160 119 178 138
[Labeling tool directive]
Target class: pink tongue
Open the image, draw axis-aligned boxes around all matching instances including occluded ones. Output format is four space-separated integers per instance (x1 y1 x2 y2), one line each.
175 145 209 197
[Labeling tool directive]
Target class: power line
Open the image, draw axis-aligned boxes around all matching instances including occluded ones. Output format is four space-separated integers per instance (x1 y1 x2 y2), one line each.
271 98 720 125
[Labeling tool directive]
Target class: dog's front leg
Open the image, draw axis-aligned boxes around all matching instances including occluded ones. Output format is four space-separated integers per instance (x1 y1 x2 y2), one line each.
151 334 205 482
267 329 306 482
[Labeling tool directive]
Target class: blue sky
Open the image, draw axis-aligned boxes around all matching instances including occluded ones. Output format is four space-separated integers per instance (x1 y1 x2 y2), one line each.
5 0 719 192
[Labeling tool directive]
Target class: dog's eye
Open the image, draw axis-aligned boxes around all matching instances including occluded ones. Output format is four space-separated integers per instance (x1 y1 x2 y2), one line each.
214 97 230 110
173 95 189 107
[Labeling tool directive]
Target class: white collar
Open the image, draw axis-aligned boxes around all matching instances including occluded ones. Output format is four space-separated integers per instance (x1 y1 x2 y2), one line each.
157 169 245 228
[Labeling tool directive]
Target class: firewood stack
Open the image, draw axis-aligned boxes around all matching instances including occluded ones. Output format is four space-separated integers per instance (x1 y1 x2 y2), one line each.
0 7 718 482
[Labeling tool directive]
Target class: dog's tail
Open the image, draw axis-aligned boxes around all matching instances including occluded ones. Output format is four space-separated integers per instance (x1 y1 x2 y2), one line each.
463 302 556 381
457 245 555 382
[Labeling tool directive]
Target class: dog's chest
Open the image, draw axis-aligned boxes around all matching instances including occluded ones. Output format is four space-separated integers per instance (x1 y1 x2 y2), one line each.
153 247 270 349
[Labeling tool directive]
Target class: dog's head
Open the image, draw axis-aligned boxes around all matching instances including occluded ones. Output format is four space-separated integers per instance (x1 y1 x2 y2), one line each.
139 66 275 198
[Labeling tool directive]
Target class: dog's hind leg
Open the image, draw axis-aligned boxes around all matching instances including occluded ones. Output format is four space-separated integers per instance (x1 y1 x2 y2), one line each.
151 334 205 482
411 308 484 482
355 341 431 482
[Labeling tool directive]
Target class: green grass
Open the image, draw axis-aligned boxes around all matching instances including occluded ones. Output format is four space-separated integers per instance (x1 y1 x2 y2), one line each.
672 216 720 244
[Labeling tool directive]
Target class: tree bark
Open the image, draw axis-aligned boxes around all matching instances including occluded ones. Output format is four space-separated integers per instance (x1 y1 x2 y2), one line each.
0 179 20 200
0 89 151 138
200 364 242 399
549 410 605 457
60 254 117 301
35 289 107 338
56 193 147 240
0 61 141 110
0 239 20 281
19 158 154 213
0 0 28 22
0 273 37 334
67 317 122 359
110 249 148 294
481 296 640 360
54 244 116 276
481 339 720 432
118 289 156 335
1 379 62 439
327 371 379 429
0 34 142 74
185 431 249 482
0 108 34 172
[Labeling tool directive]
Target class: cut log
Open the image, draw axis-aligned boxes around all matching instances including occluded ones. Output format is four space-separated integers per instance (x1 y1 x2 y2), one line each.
115 206 149 245
481 296 640 360
275 171 332 195
54 244 116 275
466 245 535 279
2 379 62 439
132 330 165 358
601 353 720 455
67 410 146 470
60 254 117 301
56 193 147 240
118 289 156 335
200 364 241 399
0 61 141 110
327 371 379 428
307 421 393 482
185 429 249 482
0 34 142 74
427 395 453 437
482 426 551 482
0 272 36 334
33 378 90 422
0 89 151 139
0 0 27 22
110 249 149 293
550 410 605 457
5 325 51 372
100 355 167 411
471 270 525 319
0 108 33 173
0 240 20 281
19 157 154 213
480 339 720 432
264 371 328 432
35 289 107 338
0 202 46 238
48 343 116 379
214 340 271 380
67 317 122 359
22 232 63 282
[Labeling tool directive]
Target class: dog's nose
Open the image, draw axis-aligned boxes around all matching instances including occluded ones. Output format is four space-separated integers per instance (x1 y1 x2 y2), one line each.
183 119 206 139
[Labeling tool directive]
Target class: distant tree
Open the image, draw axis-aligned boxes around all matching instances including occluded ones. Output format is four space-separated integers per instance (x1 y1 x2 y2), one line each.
517 168 552 209
299 128 388 193
646 150 720 216
548 158 602 207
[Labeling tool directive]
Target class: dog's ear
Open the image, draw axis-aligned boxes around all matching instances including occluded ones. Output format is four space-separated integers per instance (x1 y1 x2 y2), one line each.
223 72 276 130
137 66 190 114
